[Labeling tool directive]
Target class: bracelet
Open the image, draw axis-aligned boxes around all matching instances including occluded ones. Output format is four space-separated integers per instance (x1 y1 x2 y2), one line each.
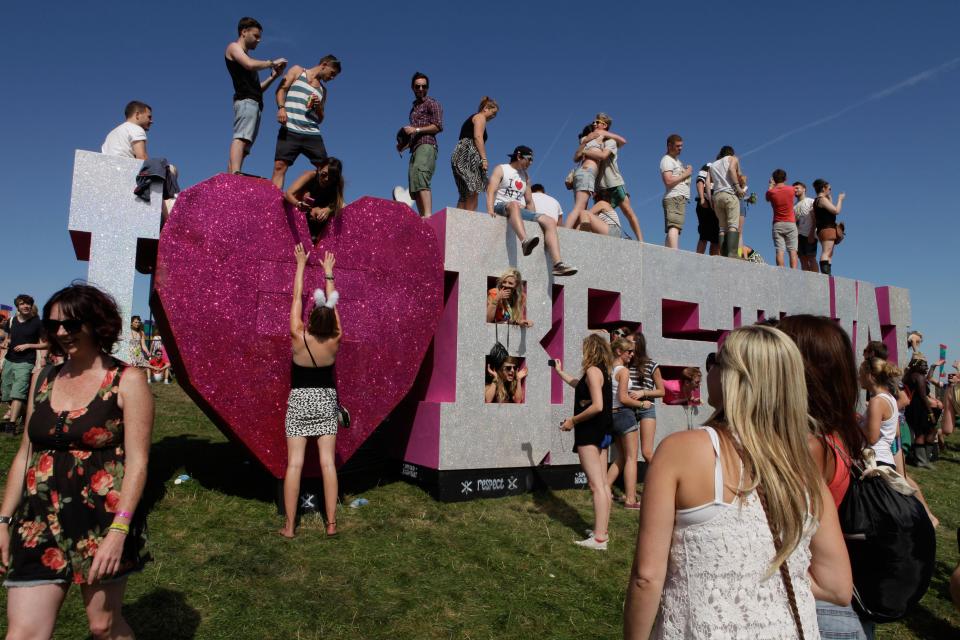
115 510 133 521
109 522 130 535
0 515 12 526
325 275 335 281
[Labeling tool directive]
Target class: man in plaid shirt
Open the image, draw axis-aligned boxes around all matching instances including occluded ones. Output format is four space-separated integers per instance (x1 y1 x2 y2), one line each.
399 71 443 217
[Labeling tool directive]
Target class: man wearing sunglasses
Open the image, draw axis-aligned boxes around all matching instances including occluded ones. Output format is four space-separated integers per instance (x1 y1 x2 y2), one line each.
1 295 47 434
398 71 443 217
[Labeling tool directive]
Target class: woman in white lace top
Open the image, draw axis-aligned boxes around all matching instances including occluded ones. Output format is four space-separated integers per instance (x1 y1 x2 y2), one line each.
623 325 852 639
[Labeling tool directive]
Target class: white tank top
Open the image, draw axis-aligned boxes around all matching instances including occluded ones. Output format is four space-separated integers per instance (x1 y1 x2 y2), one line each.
709 156 736 195
654 426 819 638
494 163 528 205
611 365 630 409
870 392 899 466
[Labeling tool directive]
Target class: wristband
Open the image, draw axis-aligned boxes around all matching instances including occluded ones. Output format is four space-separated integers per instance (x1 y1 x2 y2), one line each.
0 515 12 526
109 522 130 535
115 510 133 521
325 275 335 281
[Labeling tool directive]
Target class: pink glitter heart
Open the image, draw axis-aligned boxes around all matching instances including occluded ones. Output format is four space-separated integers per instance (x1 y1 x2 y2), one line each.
154 174 444 477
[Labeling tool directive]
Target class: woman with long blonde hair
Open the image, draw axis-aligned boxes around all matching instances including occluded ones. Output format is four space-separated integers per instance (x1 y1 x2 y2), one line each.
553 333 613 550
486 268 532 327
624 325 851 639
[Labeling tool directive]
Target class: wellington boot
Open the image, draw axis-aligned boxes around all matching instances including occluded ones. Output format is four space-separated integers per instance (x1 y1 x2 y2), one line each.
724 231 741 258
927 443 940 463
914 443 933 469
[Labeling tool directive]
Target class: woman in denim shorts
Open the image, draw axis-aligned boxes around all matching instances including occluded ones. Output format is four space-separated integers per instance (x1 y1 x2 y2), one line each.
628 331 665 467
607 338 649 509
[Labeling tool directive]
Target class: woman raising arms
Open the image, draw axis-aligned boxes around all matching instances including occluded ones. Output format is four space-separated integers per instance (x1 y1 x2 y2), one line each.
280 244 343 538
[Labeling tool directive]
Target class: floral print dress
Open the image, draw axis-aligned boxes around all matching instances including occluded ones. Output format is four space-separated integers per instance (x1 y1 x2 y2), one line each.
3 359 149 585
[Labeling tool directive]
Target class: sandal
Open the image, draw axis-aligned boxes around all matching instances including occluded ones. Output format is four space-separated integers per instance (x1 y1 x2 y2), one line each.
325 521 338 537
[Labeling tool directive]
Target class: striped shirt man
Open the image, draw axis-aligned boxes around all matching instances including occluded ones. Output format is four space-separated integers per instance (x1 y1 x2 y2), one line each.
283 71 326 136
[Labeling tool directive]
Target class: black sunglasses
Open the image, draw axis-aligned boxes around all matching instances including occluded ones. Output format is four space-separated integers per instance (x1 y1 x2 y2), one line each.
43 319 84 335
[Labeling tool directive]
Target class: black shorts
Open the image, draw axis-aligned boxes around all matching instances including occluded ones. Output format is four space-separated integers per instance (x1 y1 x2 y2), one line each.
275 128 327 165
695 201 719 243
798 235 818 257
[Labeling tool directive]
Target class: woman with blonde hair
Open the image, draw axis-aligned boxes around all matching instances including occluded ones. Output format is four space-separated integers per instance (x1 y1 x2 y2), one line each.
553 333 614 550
486 268 532 327
451 97 498 211
484 356 526 404
624 325 851 639
859 358 902 469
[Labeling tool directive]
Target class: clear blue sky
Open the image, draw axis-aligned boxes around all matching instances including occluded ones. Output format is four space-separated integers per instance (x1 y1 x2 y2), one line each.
1 2 958 365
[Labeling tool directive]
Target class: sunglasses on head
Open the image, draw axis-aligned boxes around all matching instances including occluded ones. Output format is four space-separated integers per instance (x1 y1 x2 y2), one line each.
43 319 84 335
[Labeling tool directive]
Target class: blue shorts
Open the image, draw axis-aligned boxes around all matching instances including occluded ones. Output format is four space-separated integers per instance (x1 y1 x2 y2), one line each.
634 404 656 422
611 409 638 436
815 601 867 639
493 201 538 222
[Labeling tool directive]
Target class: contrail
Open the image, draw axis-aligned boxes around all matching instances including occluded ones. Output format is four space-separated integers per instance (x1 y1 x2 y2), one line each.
742 56 960 158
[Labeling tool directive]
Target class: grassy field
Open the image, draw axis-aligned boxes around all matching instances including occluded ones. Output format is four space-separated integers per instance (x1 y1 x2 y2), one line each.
0 383 958 639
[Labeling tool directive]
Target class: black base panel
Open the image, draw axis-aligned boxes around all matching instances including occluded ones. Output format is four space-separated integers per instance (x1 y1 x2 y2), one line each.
398 461 647 503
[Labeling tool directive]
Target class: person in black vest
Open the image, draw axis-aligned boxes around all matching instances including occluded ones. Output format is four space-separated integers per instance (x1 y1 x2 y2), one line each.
1 295 47 434
280 244 342 538
553 334 614 551
225 17 287 174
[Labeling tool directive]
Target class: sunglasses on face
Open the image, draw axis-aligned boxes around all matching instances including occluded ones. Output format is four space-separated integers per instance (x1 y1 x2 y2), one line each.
414 84 428 90
502 365 516 372
43 319 84 335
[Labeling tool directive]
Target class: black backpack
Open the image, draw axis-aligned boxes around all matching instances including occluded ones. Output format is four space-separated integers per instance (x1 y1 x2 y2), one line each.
837 450 936 622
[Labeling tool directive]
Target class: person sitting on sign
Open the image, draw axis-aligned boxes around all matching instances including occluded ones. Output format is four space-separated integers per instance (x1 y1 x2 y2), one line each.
486 268 532 327
284 158 345 243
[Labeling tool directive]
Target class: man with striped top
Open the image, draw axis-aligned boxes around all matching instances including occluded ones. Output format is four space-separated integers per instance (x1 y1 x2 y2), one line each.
271 55 342 188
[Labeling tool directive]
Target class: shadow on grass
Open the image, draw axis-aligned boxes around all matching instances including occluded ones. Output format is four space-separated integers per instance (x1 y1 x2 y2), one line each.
125 588 201 640
901 602 959 639
144 435 276 508
531 489 590 537
144 427 402 515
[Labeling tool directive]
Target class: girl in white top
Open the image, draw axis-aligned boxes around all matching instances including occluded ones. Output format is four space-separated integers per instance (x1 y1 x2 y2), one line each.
608 338 649 509
859 357 903 467
624 325 851 639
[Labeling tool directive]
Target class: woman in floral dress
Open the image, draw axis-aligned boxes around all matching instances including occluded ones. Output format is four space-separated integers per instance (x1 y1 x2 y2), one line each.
0 283 153 639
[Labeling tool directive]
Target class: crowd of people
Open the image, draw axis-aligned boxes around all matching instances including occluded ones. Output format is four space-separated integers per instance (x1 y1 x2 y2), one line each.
1 13 954 638
97 15 850 277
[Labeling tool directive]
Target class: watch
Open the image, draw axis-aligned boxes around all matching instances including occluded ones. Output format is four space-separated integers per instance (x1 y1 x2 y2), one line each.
0 515 12 526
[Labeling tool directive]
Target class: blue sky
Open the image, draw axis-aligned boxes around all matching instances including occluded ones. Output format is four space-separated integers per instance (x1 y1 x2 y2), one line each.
1 1 958 368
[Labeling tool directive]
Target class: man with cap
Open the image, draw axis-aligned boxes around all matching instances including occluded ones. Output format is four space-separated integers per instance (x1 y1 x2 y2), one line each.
486 146 541 257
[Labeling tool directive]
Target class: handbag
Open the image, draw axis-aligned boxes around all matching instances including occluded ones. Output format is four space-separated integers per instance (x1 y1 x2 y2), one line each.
835 222 846 244
563 168 576 190
489 323 510 370
337 403 351 429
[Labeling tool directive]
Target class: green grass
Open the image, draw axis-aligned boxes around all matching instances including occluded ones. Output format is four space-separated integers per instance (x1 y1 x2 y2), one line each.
1 384 958 639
